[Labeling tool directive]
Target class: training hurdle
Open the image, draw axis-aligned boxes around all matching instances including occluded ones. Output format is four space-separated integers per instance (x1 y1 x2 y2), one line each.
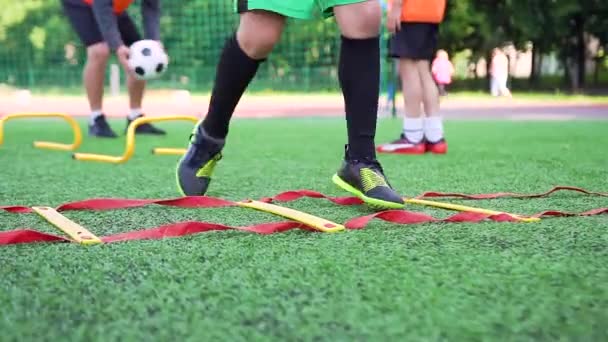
73 115 198 163
0 112 82 151
152 147 188 156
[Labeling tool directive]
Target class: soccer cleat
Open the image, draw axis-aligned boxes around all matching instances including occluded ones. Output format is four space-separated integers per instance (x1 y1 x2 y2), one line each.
332 147 404 210
126 115 166 135
89 115 118 138
176 125 224 196
376 134 426 154
426 139 447 154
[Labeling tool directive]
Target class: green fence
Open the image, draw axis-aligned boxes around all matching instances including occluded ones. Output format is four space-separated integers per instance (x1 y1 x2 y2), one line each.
0 1 392 93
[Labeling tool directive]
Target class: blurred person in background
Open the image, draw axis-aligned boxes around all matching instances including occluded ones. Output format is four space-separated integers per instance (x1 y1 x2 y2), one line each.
490 48 512 97
61 0 166 137
376 0 448 155
432 49 454 96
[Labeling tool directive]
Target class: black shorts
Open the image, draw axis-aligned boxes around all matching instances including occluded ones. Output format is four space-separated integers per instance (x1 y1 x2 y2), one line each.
61 2 141 47
389 23 438 60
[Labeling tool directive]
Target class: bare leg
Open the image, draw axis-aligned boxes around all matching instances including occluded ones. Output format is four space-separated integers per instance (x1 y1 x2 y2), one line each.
84 42 110 112
83 42 118 137
399 59 423 118
334 0 381 38
417 61 444 143
417 60 440 117
127 74 145 113
237 11 286 59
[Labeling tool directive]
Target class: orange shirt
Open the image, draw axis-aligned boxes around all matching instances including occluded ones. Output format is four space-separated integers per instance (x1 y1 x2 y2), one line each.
83 0 135 14
389 0 447 23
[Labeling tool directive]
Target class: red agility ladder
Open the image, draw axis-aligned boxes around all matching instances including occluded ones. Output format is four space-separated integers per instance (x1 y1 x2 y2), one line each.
1 186 606 246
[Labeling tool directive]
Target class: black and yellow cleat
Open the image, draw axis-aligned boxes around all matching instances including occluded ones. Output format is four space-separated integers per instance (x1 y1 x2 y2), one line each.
176 125 224 196
332 147 404 210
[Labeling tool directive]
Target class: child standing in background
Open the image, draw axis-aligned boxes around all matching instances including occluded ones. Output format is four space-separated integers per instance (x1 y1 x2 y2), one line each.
490 48 512 97
432 49 454 96
377 0 448 155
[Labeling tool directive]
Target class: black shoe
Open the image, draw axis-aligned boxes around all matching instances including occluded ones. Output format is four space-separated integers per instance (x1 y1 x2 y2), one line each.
89 115 118 138
176 125 224 196
126 115 166 135
332 146 404 210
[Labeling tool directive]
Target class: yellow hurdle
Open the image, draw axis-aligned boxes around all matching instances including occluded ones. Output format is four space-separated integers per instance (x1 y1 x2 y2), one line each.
32 206 103 245
0 112 82 151
152 147 188 156
73 115 198 163
404 198 540 223
237 200 345 233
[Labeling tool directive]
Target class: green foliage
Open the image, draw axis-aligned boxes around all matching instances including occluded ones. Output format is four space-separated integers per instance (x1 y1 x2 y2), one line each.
0 0 606 91
439 0 490 58
0 1 45 41
437 0 608 88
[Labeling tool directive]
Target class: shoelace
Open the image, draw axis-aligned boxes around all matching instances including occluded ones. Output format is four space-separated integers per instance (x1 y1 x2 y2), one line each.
348 157 392 188
349 158 383 172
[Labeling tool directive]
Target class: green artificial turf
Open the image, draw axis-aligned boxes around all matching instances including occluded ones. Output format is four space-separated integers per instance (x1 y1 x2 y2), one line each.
1 117 607 341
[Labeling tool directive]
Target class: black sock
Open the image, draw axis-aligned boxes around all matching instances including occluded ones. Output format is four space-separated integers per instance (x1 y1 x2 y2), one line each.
201 34 263 139
338 35 380 160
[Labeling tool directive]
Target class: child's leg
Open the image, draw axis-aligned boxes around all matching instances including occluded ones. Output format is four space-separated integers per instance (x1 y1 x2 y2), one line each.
177 10 285 196
200 10 286 140
84 43 110 118
399 59 424 143
333 0 382 159
396 23 439 144
417 61 444 143
419 60 439 116
329 0 404 208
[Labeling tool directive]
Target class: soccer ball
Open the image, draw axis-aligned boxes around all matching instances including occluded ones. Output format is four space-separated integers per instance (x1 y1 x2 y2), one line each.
128 40 169 81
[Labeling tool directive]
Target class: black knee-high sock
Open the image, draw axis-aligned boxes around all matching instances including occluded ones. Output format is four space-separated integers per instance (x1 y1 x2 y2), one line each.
201 34 263 139
338 35 380 160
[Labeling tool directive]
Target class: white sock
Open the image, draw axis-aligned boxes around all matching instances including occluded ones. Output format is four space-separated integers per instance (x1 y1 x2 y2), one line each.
424 116 444 143
403 117 424 143
90 110 103 124
128 108 143 120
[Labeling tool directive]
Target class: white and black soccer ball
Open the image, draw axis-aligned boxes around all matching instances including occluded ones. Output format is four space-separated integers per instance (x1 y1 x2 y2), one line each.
128 40 169 81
